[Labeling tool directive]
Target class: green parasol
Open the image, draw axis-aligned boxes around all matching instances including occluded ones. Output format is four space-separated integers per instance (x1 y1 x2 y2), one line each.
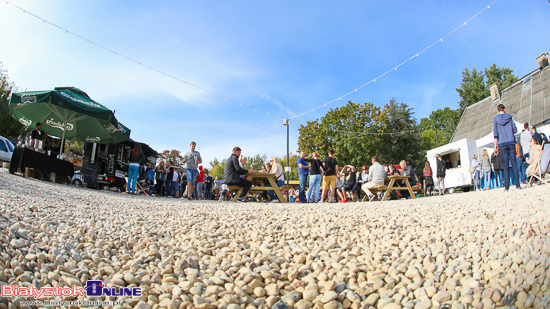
9 87 130 153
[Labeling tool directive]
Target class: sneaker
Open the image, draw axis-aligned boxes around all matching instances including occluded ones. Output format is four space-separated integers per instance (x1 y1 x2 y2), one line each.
516 186 522 190
339 199 347 203
237 197 247 203
369 194 377 201
270 199 280 203
504 189 509 192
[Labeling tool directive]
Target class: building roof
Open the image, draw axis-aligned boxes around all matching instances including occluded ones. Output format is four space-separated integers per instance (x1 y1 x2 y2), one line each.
451 65 550 142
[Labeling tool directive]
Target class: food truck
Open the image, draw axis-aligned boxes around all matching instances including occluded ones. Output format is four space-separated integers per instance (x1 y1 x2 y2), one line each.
80 140 159 191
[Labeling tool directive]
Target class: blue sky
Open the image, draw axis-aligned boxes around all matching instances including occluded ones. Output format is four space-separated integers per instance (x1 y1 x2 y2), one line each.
1 0 549 167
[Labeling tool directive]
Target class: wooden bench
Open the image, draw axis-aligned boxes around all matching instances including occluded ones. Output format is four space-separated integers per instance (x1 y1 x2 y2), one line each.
226 173 290 202
361 176 419 201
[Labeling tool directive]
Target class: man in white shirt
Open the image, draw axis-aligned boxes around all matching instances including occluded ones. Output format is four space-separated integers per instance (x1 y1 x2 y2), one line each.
519 122 531 184
362 156 386 201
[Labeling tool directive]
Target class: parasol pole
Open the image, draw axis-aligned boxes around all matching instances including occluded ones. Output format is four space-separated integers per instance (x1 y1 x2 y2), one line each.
59 109 68 156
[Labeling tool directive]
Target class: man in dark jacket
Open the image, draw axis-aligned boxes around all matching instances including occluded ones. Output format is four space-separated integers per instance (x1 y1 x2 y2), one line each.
493 104 520 191
491 149 504 188
436 154 446 195
224 147 254 202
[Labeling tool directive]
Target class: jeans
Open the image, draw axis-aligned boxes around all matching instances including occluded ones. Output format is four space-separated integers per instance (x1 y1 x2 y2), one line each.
288 196 296 203
299 174 308 203
494 169 504 187
205 186 212 200
484 171 491 189
501 144 520 189
155 179 164 196
186 168 198 185
307 174 321 202
267 180 286 200
517 156 525 183
196 182 204 199
128 165 140 193
165 180 173 196
474 170 481 190
171 181 178 197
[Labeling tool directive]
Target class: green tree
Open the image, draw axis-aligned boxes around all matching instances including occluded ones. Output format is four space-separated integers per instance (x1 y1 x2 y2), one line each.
280 153 299 180
484 63 519 91
247 154 268 170
0 63 29 139
419 107 462 151
379 98 423 169
210 164 225 180
456 67 488 112
298 101 389 168
456 64 518 113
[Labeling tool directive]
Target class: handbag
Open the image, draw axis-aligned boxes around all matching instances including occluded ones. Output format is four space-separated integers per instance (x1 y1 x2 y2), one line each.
468 165 476 174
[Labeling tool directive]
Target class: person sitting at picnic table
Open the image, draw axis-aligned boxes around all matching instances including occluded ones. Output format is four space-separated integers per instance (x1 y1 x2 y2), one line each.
337 165 356 203
224 147 255 202
352 165 369 201
399 160 418 199
362 156 386 201
266 157 285 203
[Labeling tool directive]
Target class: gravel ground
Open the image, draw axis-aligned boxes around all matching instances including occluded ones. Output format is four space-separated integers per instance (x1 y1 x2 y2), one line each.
0 170 549 309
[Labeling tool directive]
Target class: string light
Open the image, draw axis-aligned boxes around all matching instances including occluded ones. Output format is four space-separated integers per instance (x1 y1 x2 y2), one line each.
4 1 284 119
290 0 498 120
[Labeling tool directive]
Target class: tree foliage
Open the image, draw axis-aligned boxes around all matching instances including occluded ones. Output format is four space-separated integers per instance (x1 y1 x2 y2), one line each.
161 149 184 167
456 67 488 112
419 107 461 152
0 63 29 140
297 100 423 170
298 101 388 168
456 64 518 113
379 99 423 169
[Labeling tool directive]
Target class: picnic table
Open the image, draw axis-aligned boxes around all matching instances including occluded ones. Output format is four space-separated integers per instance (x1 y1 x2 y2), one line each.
226 172 293 203
362 175 419 201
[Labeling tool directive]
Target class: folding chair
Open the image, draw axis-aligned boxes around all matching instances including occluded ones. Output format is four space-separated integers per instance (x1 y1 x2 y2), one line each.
529 143 550 185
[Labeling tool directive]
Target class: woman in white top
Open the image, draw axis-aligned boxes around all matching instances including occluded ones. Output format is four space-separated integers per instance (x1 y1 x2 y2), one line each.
471 154 481 191
267 157 285 202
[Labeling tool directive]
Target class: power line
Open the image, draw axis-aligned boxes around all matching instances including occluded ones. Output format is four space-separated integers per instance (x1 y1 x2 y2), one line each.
4 1 284 120
290 0 499 121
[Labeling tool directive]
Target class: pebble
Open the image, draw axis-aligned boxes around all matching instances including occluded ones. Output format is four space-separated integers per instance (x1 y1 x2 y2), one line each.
0 171 548 309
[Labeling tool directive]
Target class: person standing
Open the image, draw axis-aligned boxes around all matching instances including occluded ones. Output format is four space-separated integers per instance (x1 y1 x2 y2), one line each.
491 148 504 187
165 161 174 197
223 147 254 202
436 154 446 195
31 122 44 141
493 104 521 191
531 126 543 145
195 165 205 200
128 143 144 194
515 138 526 184
297 151 310 203
213 176 221 200
520 123 531 183
155 161 166 196
480 150 492 190
320 149 339 203
183 141 202 201
203 169 213 200
471 154 481 191
423 161 434 196
305 152 323 203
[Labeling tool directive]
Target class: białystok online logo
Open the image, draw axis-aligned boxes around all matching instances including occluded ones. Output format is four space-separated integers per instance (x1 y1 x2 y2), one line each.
1 280 142 298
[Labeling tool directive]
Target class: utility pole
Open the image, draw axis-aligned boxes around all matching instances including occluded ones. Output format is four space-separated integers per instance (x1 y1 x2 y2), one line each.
434 124 439 147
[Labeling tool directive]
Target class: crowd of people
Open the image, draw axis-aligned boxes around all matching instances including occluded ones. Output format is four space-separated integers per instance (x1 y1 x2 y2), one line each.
124 104 546 202
469 104 547 192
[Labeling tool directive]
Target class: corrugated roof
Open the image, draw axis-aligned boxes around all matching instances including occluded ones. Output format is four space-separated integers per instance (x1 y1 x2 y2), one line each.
451 66 550 142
